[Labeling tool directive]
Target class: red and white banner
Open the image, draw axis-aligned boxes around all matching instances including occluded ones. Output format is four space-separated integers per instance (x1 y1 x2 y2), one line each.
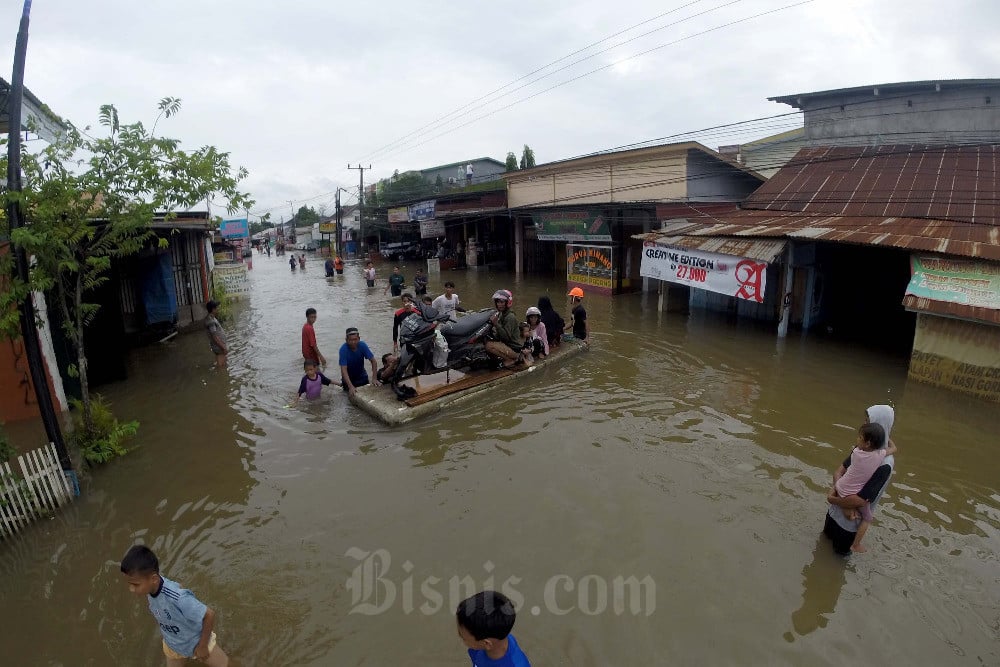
639 243 768 303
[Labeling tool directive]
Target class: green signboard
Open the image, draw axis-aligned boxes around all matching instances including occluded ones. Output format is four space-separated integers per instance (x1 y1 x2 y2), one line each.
532 211 611 242
906 255 1000 309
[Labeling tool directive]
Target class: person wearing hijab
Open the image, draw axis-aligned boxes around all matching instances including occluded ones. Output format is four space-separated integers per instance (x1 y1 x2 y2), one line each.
536 296 565 350
823 405 896 555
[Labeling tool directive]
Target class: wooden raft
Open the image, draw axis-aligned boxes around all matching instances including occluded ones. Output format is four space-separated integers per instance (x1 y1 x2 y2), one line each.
404 368 516 407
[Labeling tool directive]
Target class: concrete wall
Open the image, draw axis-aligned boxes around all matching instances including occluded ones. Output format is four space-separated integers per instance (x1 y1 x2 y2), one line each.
508 154 688 208
801 85 1000 146
686 150 764 201
740 135 806 177
909 313 1000 402
421 159 505 186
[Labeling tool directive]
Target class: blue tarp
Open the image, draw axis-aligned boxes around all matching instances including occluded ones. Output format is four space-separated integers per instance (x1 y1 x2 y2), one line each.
141 253 178 325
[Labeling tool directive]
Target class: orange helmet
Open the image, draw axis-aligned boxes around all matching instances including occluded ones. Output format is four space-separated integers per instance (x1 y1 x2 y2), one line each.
568 287 585 298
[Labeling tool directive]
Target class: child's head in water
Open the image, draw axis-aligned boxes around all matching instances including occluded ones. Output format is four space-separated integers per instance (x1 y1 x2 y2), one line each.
456 590 516 650
857 422 885 451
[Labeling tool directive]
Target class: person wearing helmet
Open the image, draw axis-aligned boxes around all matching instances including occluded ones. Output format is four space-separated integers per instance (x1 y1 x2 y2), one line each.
568 287 589 345
525 306 549 359
485 289 531 368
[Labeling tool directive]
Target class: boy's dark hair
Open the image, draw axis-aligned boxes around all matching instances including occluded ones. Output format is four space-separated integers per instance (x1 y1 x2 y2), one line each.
422 295 433 304
402 292 414 301
381 353 392 364
303 359 318 369
859 422 886 449
305 307 317 317
444 281 455 288
206 300 219 313
455 590 516 641
120 544 159 575
346 327 360 336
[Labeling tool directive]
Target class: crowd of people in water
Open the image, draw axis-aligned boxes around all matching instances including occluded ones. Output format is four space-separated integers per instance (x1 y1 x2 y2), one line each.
178 254 897 665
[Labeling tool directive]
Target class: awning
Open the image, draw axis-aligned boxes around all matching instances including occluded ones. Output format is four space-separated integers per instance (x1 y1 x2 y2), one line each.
902 255 1000 326
635 229 787 263
633 209 1000 261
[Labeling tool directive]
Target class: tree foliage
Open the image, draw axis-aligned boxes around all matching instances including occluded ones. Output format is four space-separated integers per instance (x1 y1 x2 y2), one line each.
505 152 519 172
0 98 252 451
295 205 320 226
375 171 433 207
520 145 536 169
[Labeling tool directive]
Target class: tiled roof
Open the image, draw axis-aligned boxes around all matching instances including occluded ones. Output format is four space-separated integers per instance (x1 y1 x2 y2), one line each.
743 145 1000 226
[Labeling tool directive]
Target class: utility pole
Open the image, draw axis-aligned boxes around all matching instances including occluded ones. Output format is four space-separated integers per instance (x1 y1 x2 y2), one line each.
348 164 371 259
335 188 343 258
6 0 73 470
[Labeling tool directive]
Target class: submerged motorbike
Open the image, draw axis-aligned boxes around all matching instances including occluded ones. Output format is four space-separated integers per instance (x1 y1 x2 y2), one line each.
391 303 496 399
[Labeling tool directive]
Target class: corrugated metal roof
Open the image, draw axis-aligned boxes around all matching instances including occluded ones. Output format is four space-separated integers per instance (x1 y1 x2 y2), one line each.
641 234 787 262
634 209 1000 261
903 295 1000 326
769 79 1000 108
743 144 1000 227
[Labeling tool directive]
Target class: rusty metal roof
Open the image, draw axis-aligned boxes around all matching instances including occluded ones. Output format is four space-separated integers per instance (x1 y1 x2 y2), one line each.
636 209 1000 261
743 144 1000 226
903 295 1000 326
642 227 787 262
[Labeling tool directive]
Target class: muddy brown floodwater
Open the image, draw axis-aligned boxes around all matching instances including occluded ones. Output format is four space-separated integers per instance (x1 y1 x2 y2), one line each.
1 253 998 666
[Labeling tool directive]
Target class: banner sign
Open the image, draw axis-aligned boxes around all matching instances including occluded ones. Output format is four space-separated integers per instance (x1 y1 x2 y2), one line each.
420 219 445 239
318 222 336 234
906 255 1000 310
408 200 436 222
640 243 768 303
213 263 250 297
388 207 409 224
566 244 615 289
532 210 611 242
909 314 1000 402
220 218 249 239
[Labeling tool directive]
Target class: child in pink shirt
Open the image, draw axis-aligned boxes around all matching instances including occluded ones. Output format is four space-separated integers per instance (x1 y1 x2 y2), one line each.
832 422 896 552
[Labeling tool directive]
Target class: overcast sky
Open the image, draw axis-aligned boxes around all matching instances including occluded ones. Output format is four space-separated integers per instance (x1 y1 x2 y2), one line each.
3 0 998 220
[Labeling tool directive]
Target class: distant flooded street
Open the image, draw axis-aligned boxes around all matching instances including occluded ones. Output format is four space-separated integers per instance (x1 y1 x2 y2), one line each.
1 253 997 666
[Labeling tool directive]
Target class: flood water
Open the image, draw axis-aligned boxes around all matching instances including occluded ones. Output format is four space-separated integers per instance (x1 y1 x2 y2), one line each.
1 252 998 666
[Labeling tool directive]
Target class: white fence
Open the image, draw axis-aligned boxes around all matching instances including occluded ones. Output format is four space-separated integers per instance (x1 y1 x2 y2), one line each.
0 443 74 540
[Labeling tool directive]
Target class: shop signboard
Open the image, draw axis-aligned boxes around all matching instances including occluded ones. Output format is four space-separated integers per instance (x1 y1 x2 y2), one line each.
319 222 336 234
532 210 611 242
566 244 615 290
906 255 1000 309
640 242 768 303
420 219 445 239
408 200 436 222
220 218 249 239
213 263 250 297
388 207 409 224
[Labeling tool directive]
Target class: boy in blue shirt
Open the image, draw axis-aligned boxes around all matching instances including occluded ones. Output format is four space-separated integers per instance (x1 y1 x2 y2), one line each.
120 544 229 666
456 590 532 667
339 327 380 395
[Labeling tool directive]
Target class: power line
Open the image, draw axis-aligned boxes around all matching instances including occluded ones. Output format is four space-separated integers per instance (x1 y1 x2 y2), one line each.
362 0 738 162
369 0 816 165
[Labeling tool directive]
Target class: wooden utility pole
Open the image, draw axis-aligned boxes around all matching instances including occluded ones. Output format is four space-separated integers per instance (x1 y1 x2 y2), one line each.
6 0 73 470
347 164 371 258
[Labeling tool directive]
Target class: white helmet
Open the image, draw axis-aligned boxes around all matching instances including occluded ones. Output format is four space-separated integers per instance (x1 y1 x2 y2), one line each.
525 307 541 318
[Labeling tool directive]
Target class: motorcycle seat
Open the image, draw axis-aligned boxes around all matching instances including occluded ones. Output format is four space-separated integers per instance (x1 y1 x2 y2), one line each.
440 311 492 337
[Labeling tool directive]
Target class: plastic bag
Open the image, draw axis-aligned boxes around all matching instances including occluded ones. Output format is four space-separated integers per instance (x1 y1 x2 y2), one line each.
432 330 450 368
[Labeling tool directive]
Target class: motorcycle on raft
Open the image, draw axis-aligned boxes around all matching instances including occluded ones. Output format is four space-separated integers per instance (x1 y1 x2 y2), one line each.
390 303 498 400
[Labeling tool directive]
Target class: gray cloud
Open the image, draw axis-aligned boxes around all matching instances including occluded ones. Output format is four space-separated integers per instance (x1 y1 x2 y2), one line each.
4 0 998 217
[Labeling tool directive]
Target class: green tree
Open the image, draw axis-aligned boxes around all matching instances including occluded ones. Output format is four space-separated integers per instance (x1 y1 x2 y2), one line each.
295 205 320 226
0 98 252 440
520 145 536 169
505 152 519 172
378 171 433 206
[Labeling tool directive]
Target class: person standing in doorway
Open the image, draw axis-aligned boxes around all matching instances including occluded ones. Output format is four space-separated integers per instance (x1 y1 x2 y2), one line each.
568 287 589 345
364 261 377 287
339 327 380 396
205 301 228 369
302 308 327 367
